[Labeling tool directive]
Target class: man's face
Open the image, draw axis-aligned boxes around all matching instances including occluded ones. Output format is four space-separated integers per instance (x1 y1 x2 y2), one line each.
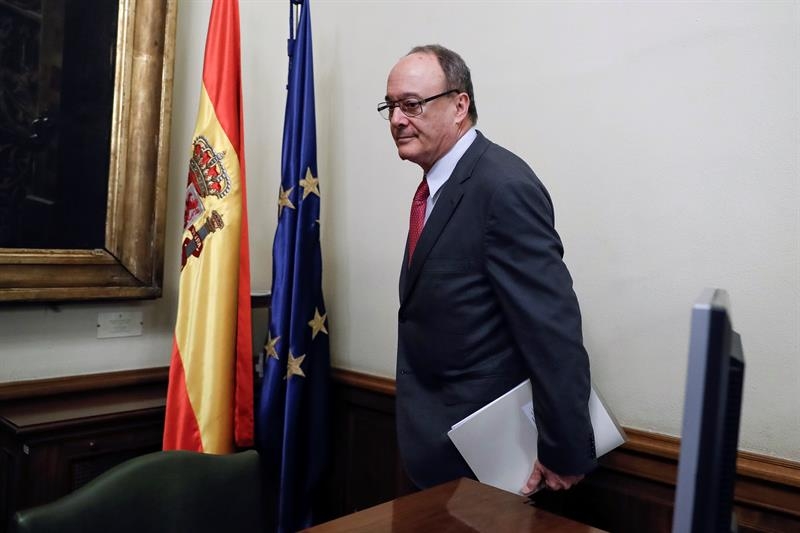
385 53 463 172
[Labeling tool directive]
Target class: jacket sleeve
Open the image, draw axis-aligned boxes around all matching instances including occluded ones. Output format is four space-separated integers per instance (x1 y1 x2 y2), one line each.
484 175 597 476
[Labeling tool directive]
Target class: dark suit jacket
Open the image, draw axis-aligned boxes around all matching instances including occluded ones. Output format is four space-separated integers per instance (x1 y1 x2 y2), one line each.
396 131 597 489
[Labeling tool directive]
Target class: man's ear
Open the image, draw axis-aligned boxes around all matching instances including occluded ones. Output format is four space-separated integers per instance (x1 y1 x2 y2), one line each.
454 92 470 123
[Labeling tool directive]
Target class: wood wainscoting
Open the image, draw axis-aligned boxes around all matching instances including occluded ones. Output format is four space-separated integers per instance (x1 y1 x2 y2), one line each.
324 368 800 533
1 367 798 532
0 368 168 533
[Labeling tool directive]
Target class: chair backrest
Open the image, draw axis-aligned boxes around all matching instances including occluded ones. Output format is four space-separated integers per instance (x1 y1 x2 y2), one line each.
10 450 264 533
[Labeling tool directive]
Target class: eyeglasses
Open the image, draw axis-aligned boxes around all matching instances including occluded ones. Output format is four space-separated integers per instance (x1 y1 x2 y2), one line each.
377 89 459 120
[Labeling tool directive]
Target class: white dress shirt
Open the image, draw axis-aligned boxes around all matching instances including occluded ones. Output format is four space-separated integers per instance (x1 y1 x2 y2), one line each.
423 128 477 223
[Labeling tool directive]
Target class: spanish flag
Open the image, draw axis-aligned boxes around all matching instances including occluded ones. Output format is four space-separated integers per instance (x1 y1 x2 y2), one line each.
163 0 253 453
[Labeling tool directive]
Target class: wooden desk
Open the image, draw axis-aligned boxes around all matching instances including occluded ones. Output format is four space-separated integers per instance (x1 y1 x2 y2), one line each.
305 477 606 532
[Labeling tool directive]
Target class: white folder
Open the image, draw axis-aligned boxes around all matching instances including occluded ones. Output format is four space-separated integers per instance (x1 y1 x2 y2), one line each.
447 380 625 494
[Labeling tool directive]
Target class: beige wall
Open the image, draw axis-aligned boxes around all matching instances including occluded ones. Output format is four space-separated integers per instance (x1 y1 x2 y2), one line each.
1 1 797 462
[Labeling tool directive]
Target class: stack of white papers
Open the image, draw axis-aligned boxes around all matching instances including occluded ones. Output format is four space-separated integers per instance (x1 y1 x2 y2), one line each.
447 380 625 494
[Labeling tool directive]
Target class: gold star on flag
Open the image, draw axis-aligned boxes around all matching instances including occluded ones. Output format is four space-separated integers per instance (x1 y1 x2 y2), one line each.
299 168 320 199
286 352 306 380
308 308 328 339
264 334 280 360
278 186 295 216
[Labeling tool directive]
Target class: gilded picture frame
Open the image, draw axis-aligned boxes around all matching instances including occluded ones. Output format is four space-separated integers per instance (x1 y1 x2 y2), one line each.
0 0 177 302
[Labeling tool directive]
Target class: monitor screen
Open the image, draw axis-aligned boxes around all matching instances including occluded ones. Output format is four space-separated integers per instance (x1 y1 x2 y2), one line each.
672 288 745 533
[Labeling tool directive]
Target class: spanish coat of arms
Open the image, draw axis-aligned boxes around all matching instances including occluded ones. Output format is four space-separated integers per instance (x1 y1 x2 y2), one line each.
181 135 231 268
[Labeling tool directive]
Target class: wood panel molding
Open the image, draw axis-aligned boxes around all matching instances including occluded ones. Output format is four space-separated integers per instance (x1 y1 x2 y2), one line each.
2 365 797 522
327 368 800 521
0 366 169 401
330 368 395 396
616 428 800 491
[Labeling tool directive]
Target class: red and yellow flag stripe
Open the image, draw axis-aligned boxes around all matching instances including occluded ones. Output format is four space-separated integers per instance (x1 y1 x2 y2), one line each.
164 0 252 454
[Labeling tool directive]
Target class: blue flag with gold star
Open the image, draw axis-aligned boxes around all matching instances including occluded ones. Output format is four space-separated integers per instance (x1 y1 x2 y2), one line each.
257 1 330 531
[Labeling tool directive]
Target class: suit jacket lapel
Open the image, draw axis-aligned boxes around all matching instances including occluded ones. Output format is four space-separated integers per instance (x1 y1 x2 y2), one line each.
399 233 410 298
401 184 463 301
400 131 491 306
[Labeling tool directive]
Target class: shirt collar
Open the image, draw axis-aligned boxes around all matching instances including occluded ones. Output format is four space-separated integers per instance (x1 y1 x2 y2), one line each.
425 127 477 200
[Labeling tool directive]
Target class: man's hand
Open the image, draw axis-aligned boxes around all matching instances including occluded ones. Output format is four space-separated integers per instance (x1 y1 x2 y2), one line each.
522 459 584 495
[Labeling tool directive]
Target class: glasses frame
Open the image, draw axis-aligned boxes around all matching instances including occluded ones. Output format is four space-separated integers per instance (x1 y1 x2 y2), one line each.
377 89 459 120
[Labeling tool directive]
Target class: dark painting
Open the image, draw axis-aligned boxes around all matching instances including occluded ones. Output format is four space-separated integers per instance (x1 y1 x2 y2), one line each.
0 0 118 249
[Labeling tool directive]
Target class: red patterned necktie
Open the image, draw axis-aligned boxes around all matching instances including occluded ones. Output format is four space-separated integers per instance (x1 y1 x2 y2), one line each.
407 177 429 265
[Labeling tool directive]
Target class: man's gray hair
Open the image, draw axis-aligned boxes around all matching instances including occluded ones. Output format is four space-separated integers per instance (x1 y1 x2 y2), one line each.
408 44 478 125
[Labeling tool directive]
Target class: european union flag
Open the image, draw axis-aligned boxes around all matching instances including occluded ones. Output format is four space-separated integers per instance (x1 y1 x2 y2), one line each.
257 1 330 531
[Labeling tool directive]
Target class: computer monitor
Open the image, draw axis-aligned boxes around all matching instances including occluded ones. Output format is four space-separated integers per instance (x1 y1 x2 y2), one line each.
672 288 745 533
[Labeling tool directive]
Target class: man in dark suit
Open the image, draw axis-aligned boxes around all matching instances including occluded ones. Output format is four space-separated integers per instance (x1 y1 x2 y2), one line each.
381 44 597 492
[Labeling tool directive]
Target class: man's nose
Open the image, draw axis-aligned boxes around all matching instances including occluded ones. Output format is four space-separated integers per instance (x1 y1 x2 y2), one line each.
389 107 408 127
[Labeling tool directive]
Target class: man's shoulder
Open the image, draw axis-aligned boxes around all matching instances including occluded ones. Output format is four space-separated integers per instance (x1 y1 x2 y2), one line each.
470 133 540 185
